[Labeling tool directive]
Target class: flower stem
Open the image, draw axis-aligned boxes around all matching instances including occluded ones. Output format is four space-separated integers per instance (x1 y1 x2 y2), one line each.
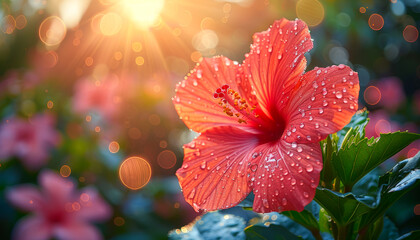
310 229 323 240
337 225 347 240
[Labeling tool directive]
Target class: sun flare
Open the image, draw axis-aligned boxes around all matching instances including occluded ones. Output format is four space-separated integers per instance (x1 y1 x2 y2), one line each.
122 0 165 29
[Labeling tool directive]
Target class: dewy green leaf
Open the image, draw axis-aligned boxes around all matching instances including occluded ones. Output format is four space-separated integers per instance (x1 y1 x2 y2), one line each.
314 187 372 226
281 201 320 231
336 110 369 149
359 151 420 229
332 131 420 189
245 223 303 240
169 211 246 240
396 230 420 240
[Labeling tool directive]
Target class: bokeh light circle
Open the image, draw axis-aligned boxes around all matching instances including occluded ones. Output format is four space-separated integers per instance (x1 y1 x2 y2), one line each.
100 12 122 36
60 165 71 177
403 25 419 43
157 150 177 169
296 0 325 27
39 16 67 46
119 156 152 190
1 15 16 34
364 86 381 105
109 141 120 153
368 14 384 31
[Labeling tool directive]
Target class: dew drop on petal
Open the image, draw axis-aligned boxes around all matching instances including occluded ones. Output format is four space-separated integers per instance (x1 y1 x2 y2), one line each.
263 198 269 208
291 178 296 185
303 192 309 198
306 164 314 172
282 198 287 206
188 188 196 199
200 161 206 170
291 142 297 148
297 146 303 153
251 164 258 172
319 109 324 114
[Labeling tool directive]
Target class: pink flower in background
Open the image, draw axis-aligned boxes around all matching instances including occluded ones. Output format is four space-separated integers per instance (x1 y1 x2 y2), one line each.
72 75 120 120
376 77 405 110
173 19 359 213
0 114 60 170
7 171 111 240
365 110 401 138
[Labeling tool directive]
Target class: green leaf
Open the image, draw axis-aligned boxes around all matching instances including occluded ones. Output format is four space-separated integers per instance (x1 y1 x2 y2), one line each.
378 218 399 240
245 223 302 240
332 131 420 188
314 187 372 226
281 202 319 231
396 231 420 240
359 151 420 228
336 110 369 149
169 212 246 240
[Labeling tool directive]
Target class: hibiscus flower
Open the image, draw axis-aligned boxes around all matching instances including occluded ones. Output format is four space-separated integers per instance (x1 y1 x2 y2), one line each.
173 19 359 213
6 170 111 240
0 114 60 170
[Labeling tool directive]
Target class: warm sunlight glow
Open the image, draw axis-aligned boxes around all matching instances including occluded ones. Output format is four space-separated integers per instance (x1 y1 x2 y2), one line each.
122 0 165 29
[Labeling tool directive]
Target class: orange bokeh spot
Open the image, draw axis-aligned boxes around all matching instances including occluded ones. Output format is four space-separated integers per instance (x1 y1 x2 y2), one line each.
403 25 419 43
95 126 101 132
135 56 145 66
85 57 94 67
114 51 123 60
132 42 142 52
86 115 92 122
47 100 54 109
364 86 381 105
80 193 90 202
359 7 366 14
109 141 120 153
414 204 420 215
119 156 152 190
368 14 384 31
157 150 177 169
15 15 27 30
39 16 67 46
114 217 125 226
43 50 59 68
190 51 203 62
1 15 16 34
60 165 71 177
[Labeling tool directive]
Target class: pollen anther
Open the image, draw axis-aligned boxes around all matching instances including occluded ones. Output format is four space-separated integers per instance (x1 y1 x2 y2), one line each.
213 84 259 124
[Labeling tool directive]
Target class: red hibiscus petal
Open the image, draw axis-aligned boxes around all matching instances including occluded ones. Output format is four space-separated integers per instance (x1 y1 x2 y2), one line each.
242 18 313 117
174 57 251 133
176 126 259 212
252 141 322 213
284 65 360 143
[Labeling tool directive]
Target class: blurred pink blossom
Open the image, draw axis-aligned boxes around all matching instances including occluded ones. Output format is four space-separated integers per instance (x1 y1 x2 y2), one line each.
0 114 60 170
6 170 111 240
72 75 120 121
365 110 401 138
376 77 405 111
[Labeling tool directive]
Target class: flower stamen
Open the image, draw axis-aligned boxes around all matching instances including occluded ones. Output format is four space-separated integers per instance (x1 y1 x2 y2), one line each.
213 84 259 124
